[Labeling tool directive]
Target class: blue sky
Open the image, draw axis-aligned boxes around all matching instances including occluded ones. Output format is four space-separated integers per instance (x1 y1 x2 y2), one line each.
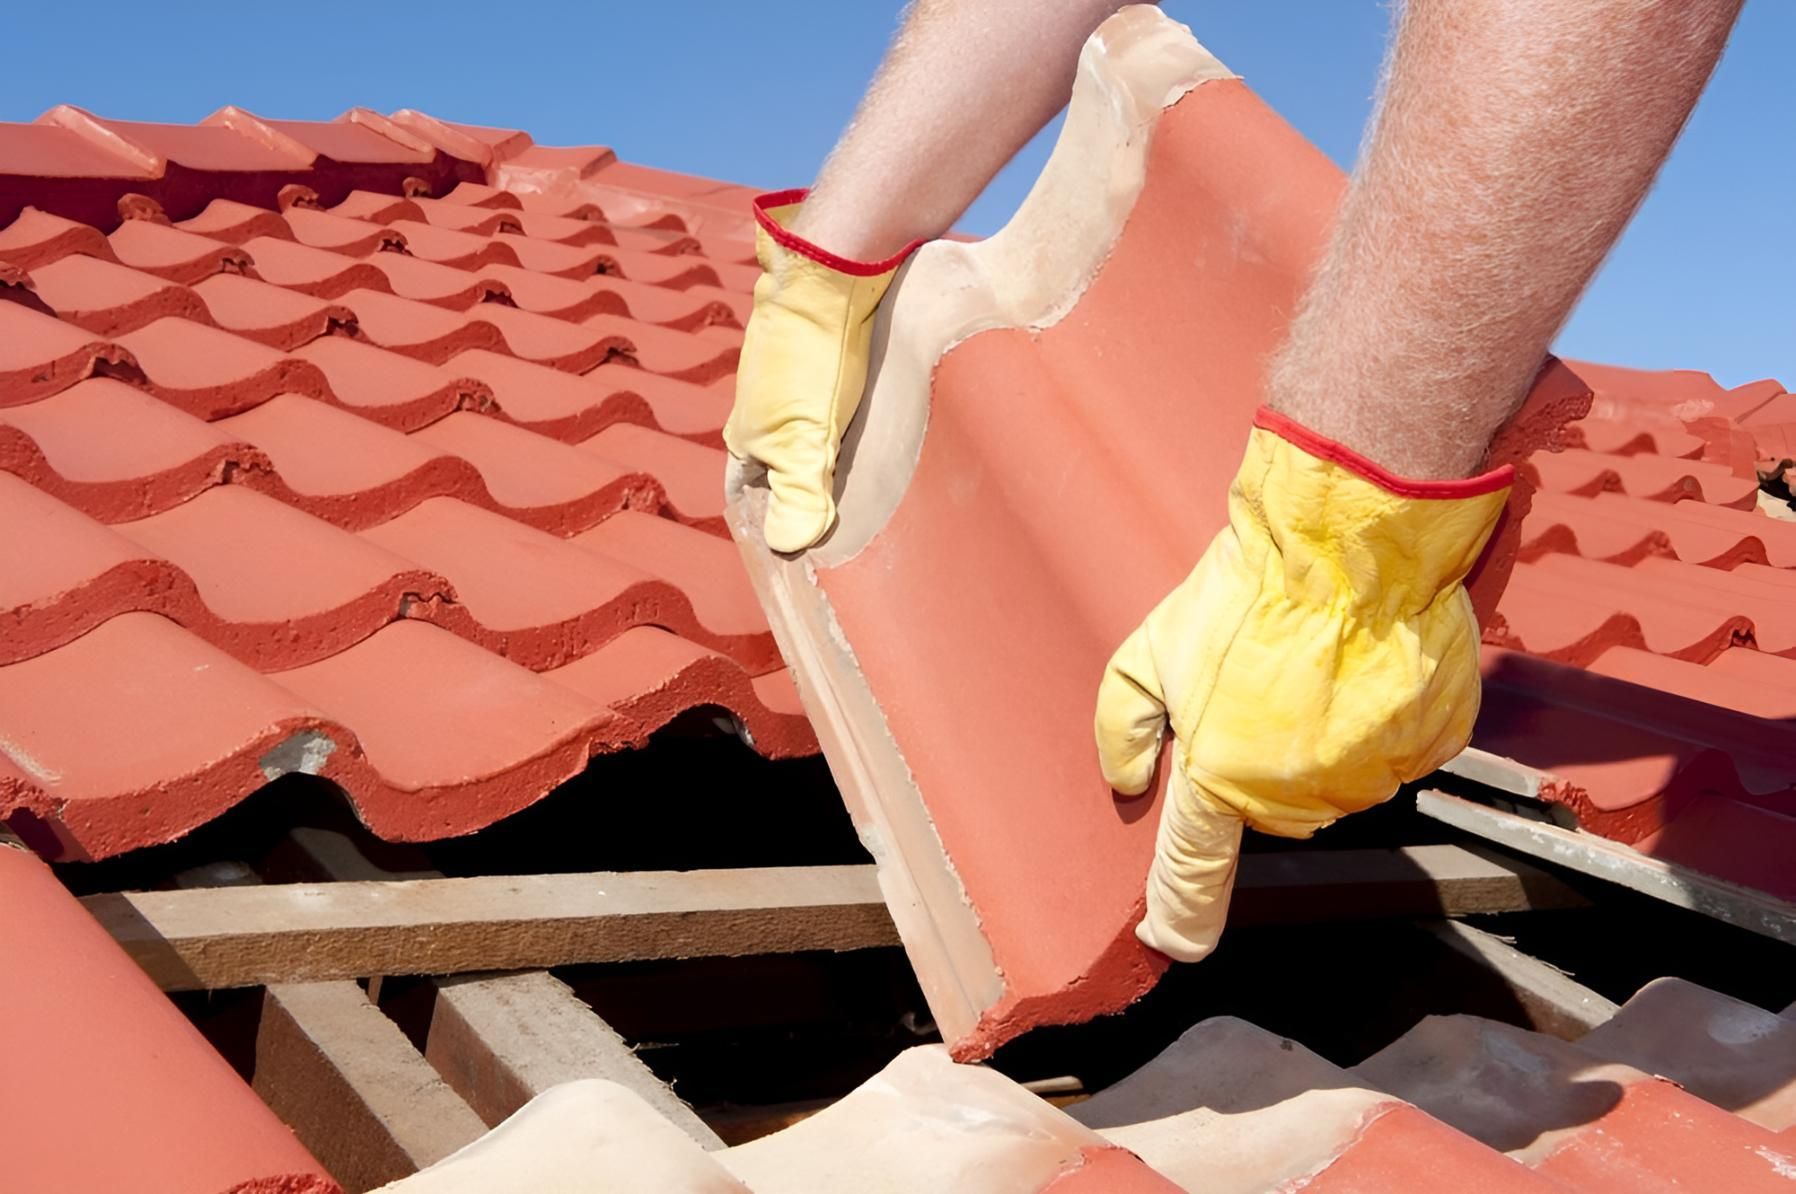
5 2 1789 385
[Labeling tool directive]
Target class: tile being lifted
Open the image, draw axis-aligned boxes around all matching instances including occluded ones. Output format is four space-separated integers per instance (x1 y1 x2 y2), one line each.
725 5 1588 1059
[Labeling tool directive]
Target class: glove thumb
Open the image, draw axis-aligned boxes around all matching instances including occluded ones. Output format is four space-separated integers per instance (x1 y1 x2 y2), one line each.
1095 620 1170 795
762 454 838 554
1138 767 1245 962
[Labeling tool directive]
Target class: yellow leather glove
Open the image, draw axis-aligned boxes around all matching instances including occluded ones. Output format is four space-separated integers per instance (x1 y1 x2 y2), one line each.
1095 409 1512 962
724 190 921 553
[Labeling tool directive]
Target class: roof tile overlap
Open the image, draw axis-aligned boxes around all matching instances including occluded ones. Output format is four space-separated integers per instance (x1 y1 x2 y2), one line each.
0 106 815 860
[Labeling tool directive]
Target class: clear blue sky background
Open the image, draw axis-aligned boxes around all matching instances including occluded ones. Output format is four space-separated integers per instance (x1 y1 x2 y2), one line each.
5 2 1789 385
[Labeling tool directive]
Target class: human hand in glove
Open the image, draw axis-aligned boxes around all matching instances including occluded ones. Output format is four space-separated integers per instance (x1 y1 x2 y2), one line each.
1094 408 1512 961
725 190 922 554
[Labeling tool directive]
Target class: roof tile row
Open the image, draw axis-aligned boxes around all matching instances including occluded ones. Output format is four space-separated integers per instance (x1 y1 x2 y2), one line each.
0 109 811 861
380 975 1796 1193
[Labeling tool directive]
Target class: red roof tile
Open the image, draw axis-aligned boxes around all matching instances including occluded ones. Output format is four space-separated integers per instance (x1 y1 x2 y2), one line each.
0 840 338 1193
384 975 1792 1192
0 102 811 860
726 8 1590 1060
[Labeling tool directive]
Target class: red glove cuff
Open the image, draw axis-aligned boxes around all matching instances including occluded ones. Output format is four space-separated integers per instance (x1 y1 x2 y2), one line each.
754 188 925 277
1253 407 1514 500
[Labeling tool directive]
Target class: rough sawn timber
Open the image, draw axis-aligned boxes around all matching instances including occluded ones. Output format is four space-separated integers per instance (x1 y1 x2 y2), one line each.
256 981 488 1194
85 863 899 990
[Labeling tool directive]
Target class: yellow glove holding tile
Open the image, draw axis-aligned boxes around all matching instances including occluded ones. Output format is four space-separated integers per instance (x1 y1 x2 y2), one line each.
1095 409 1512 962
725 190 921 553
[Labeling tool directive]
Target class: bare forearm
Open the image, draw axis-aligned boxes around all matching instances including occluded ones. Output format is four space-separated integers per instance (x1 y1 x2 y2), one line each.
794 0 1134 260
1270 0 1741 478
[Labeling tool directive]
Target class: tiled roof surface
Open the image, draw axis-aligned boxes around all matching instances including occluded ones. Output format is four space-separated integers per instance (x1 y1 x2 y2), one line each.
381 975 1796 1193
1475 361 1796 901
0 107 814 862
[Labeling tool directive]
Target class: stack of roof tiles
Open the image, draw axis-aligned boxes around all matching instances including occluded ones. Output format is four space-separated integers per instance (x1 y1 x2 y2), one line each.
378 974 1796 1193
0 105 817 862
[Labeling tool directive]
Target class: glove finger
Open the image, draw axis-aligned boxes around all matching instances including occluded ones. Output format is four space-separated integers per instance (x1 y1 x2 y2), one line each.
762 446 839 553
1136 768 1245 962
1095 621 1170 795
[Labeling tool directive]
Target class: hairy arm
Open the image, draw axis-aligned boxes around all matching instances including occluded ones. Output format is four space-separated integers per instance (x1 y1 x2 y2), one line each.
791 0 1140 260
1269 0 1742 479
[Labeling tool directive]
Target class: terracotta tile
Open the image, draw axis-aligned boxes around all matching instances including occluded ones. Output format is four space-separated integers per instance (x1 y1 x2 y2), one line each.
1495 553 1796 663
585 363 733 446
239 234 389 297
1520 490 1796 569
1739 389 1796 429
1531 1077 1796 1193
609 225 705 258
442 348 659 442
406 195 524 237
1355 1011 1796 1193
1590 646 1796 719
1073 1015 1411 1193
108 218 252 284
292 334 493 430
427 179 525 211
1565 418 1705 459
1472 648 1796 890
359 496 698 670
387 117 533 175
730 10 1585 1059
192 272 354 351
216 392 491 529
363 249 511 308
0 206 117 269
27 252 209 335
440 300 616 372
1532 445 1760 508
572 510 778 672
0 471 191 665
1569 359 1746 422
580 311 740 382
337 287 506 363
271 620 632 839
510 209 614 246
250 112 436 166
0 843 338 1193
1300 1106 1562 1193
77 113 310 171
116 316 329 419
717 1045 1178 1193
587 272 745 331
0 611 336 858
368 1079 745 1193
284 206 409 255
176 197 294 244
0 377 270 520
385 219 519 270
121 485 449 669
0 121 155 180
475 263 626 322
579 422 726 534
1578 977 1796 1132
328 189 426 224
409 410 663 534
0 300 136 405
499 233 721 288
